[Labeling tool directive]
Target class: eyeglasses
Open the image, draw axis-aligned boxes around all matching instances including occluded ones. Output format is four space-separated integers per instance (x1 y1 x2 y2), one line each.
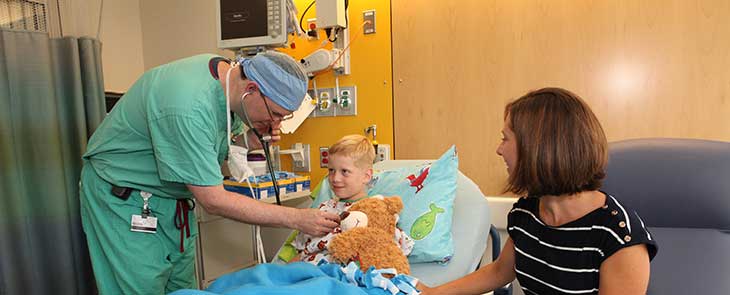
261 96 294 123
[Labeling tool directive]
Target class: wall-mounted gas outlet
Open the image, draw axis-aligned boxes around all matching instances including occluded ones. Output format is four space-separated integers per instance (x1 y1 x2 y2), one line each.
308 89 335 117
375 144 391 163
318 91 332 111
319 147 330 168
335 87 357 116
307 86 356 117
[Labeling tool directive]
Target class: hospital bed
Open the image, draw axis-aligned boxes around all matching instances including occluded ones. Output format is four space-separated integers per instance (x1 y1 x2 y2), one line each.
602 138 730 294
373 160 499 286
274 159 503 287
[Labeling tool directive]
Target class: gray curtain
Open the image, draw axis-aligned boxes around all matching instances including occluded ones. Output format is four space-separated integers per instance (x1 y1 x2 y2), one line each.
0 29 105 294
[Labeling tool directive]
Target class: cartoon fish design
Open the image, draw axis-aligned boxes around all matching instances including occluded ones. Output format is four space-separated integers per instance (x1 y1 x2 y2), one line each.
410 203 445 240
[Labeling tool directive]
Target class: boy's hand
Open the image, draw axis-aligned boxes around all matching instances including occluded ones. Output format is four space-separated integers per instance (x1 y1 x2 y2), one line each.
295 208 340 236
288 255 301 263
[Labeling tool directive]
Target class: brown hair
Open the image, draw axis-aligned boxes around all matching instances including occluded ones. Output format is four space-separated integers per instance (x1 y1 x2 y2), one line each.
329 134 376 169
503 87 607 197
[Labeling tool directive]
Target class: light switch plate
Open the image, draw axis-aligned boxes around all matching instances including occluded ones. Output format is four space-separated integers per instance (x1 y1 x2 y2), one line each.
363 10 376 34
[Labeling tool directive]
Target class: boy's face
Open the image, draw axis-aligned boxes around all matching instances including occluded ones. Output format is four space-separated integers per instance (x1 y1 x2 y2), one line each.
327 154 373 200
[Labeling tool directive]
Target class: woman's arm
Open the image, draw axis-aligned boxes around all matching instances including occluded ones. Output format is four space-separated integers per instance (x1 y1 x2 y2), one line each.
419 238 517 295
598 244 650 295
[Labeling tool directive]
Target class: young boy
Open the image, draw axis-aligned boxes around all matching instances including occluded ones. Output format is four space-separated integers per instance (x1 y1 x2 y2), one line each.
292 134 414 264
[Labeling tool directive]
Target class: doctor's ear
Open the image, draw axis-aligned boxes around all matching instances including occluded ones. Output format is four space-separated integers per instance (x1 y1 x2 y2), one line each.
244 81 260 94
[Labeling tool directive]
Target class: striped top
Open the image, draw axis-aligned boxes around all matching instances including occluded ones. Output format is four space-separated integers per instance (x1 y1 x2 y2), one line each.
507 192 658 295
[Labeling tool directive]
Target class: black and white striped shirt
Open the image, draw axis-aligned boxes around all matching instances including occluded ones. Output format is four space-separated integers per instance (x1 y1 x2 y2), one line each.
507 192 658 295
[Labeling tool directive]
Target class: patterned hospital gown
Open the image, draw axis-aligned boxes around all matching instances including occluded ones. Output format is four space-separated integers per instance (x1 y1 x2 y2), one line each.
293 198 415 265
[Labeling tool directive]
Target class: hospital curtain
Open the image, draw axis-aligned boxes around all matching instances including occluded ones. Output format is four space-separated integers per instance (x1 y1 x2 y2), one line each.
0 29 104 295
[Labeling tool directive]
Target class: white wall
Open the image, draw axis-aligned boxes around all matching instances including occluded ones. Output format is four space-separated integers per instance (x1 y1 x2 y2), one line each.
138 0 231 70
56 0 102 37
91 0 233 92
48 0 145 92
98 0 145 92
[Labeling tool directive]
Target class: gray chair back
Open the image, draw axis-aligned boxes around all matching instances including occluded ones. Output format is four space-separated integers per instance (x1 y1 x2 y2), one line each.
602 138 730 230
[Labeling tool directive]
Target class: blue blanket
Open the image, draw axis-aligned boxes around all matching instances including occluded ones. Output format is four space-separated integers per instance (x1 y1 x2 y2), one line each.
169 262 419 295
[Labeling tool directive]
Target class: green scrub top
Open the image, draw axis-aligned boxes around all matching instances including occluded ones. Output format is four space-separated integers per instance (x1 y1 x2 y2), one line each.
83 54 243 199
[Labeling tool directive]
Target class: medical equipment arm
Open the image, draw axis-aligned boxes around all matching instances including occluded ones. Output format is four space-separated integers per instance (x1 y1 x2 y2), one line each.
188 184 340 236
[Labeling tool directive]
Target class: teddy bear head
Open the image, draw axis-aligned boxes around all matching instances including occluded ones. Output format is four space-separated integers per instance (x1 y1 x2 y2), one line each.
339 195 403 235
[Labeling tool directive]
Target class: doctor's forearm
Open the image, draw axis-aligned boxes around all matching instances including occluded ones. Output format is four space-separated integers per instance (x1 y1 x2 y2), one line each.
188 184 297 229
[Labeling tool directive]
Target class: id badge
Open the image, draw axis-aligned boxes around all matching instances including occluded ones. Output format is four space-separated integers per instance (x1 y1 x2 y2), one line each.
130 214 158 233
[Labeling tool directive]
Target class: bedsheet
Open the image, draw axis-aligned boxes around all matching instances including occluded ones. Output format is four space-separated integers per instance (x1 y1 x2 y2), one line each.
169 262 420 295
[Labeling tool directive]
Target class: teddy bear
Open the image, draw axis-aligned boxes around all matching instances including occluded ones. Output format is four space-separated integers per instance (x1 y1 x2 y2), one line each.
328 195 411 275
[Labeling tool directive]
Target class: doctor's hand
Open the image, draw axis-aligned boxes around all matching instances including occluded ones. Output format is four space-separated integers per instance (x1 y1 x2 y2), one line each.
293 208 340 237
266 122 282 142
245 121 282 149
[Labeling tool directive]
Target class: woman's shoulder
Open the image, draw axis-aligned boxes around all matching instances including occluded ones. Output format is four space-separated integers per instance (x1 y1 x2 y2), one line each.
593 192 658 260
507 197 540 227
511 196 538 211
513 196 536 207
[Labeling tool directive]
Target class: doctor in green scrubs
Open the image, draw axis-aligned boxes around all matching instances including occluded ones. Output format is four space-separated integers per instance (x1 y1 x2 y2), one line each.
80 51 340 294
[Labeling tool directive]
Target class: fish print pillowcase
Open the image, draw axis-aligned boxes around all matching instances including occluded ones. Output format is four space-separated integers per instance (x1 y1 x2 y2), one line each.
367 146 458 264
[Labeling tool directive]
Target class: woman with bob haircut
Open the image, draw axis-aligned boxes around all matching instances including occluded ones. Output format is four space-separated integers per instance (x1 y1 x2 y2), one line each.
420 88 657 295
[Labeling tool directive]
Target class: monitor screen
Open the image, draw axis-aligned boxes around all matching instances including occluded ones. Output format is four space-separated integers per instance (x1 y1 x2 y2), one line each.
217 0 287 49
220 0 267 40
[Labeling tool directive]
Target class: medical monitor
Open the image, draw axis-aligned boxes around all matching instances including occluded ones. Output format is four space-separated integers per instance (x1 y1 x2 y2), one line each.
216 0 288 49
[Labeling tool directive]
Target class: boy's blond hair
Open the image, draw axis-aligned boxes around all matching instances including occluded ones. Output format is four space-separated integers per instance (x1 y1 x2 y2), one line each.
328 134 375 168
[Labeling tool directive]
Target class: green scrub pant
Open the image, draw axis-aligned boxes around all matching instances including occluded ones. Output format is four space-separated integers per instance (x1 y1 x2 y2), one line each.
79 163 198 294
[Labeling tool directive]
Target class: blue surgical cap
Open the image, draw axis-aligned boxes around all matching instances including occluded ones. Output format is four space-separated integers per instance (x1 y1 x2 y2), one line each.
240 52 308 112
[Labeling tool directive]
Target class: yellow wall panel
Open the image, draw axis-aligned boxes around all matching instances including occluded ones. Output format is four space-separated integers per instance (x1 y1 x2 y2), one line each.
280 0 394 186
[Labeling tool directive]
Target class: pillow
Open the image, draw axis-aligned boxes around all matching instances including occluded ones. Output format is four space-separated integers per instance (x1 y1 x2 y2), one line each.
368 146 458 264
303 146 458 264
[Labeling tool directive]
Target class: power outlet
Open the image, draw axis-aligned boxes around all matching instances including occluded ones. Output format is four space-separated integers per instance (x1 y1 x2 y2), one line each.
319 147 330 168
375 144 391 163
306 18 318 40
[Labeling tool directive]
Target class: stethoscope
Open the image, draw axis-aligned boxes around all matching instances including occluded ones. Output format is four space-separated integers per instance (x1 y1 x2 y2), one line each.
235 76 282 206
249 123 282 206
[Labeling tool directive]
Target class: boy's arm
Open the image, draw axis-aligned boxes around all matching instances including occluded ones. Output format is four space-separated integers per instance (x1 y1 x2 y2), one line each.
395 228 415 256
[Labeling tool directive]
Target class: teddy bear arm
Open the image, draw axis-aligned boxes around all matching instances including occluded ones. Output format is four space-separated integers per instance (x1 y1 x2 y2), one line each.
329 232 364 262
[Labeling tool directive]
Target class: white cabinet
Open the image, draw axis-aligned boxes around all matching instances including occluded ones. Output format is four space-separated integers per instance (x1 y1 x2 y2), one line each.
194 191 312 288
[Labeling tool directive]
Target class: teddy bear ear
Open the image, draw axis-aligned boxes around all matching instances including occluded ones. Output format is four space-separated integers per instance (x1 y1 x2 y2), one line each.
384 196 404 214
